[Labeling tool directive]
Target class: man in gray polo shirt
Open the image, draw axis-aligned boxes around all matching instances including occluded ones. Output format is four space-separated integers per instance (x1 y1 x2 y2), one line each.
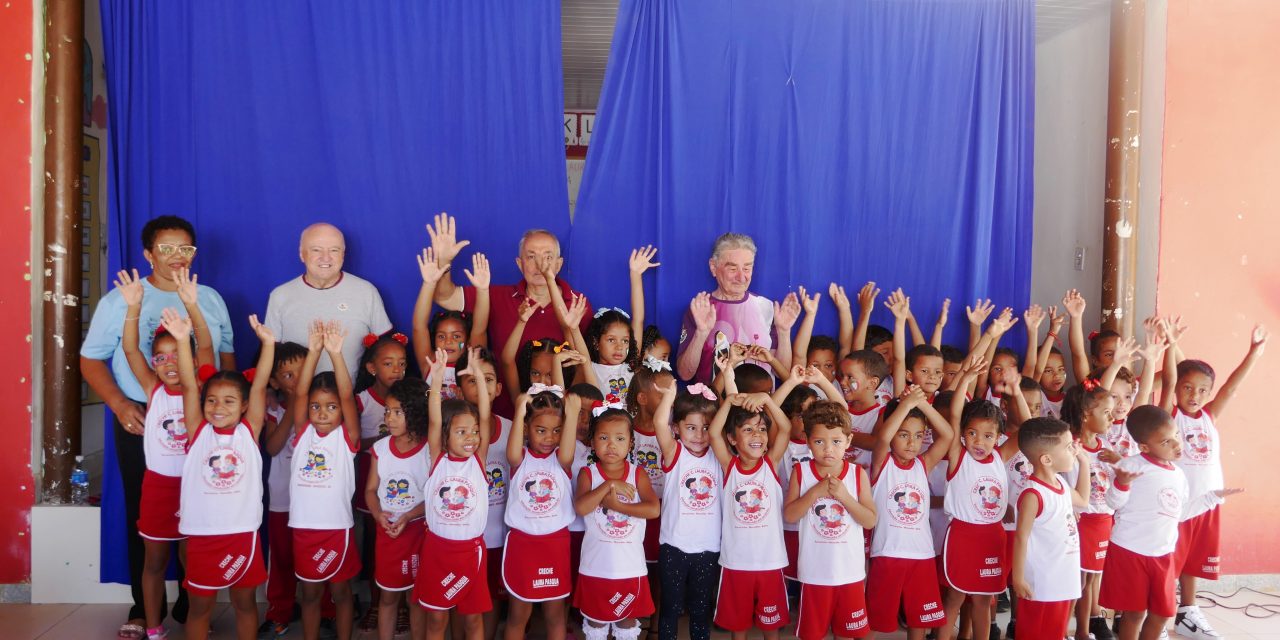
264 222 392 377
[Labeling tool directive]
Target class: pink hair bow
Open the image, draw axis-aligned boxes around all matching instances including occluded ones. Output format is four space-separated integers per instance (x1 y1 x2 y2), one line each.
686 383 717 401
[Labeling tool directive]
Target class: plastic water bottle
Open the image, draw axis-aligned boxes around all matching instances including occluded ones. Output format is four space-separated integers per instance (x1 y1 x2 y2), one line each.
70 455 89 505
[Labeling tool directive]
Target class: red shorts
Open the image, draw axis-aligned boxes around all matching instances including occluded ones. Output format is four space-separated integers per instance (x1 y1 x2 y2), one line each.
573 574 656 624
783 529 799 580
415 531 491 614
1078 513 1114 573
1002 529 1016 586
713 568 790 632
569 530 585 587
503 528 571 602
1175 507 1221 579
293 527 361 583
374 519 424 591
867 557 945 632
353 451 372 513
1017 599 1071 638
184 531 267 597
643 514 660 563
796 581 870 640
942 520 1007 594
138 471 183 541
1099 544 1176 618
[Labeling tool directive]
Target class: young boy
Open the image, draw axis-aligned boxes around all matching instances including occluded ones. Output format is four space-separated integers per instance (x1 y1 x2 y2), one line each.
1010 418 1091 639
837 350 890 468
1160 326 1265 639
783 401 877 639
867 386 955 639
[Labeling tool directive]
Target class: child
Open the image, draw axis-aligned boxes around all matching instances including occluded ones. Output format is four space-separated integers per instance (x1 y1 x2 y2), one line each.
174 310 276 640
1160 325 1265 638
782 401 877 640
502 288 590 408
573 403 661 640
566 383 605 592
939 345 966 392
790 285 846 390
290 320 363 640
587 308 638 403
852 282 895 406
364 377 432 640
1098 405 1196 640
1060 382 1118 640
838 350 891 468
628 245 670 365
652 379 722 640
116 268 215 640
639 326 671 364
1037 347 1069 418
624 357 676 633
419 347 495 640
1010 418 1092 639
867 386 954 639
708 390 794 639
502 388 581 640
414 248 490 398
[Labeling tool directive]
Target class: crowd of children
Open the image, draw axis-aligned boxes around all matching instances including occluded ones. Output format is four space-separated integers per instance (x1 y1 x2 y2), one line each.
118 239 1267 640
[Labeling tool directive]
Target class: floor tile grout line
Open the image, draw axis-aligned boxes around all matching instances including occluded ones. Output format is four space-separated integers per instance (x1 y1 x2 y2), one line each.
35 603 83 640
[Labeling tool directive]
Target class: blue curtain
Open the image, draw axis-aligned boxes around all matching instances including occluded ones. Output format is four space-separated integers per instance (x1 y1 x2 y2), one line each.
566 0 1034 349
97 0 568 584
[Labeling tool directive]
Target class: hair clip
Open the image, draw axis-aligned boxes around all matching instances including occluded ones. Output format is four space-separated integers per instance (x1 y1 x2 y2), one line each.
528 383 565 398
392 332 408 345
686 383 717 401
593 307 632 320
362 333 378 348
531 339 544 348
642 355 672 373
242 367 257 384
591 397 627 417
197 364 217 384
1088 330 1100 341
1082 378 1100 391
553 341 570 354
154 325 171 338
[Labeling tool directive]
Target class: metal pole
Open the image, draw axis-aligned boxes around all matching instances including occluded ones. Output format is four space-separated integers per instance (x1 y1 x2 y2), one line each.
40 0 85 503
1101 0 1145 337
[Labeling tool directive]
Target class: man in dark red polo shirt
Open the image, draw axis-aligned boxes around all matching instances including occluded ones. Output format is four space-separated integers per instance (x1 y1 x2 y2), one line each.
425 212 593 391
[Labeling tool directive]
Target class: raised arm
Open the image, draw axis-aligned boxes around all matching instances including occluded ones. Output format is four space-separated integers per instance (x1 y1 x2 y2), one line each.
966 298 995 352
763 393 793 469
918 398 955 473
652 377 680 465
163 309 202 429
1099 337 1140 390
462 253 491 348
772 292 801 374
501 298 539 406
886 289 911 395
852 282 879 351
558 393 581 469
1069 446 1092 508
905 309 926 348
1159 317 1182 413
320 321 359 446
425 348 447 457
1021 305 1045 378
628 246 659 341
293 321 325 435
467 347 493 461
708 397 735 469
246 315 277 438
174 268 216 369
930 298 950 349
1034 307 1066 378
677 293 716 382
791 286 821 370
1205 325 1268 421
1134 332 1168 407
830 283 854 358
425 213 471 311
950 356 988 468
808 365 847 410
872 388 923 474
413 248 446 371
508 393 531 468
115 269 157 392
1063 289 1090 384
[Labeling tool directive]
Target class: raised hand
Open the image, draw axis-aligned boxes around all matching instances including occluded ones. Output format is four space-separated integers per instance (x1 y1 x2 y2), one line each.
461 346 483 382
516 297 540 323
249 314 275 343
828 283 850 312
417 247 446 283
790 364 808 383
799 285 822 316
900 384 927 407
1112 337 1140 368
805 364 823 384
885 288 911 320
425 348 448 384
998 366 1022 395
175 267 200 306
563 292 588 328
463 252 491 289
113 268 144 307
425 212 471 266
1023 304 1045 332
307 319 325 351
691 293 717 333
727 343 750 367
1047 306 1065 333
961 354 990 379
629 245 660 275
1162 315 1188 345
555 348 587 368
936 298 951 328
1063 289 1086 318
322 320 347 354
1143 315 1163 341
989 307 1019 334
739 392 770 413
1112 465 1143 487
654 375 678 399
966 298 995 326
774 292 802 331
160 307 191 340
857 282 880 317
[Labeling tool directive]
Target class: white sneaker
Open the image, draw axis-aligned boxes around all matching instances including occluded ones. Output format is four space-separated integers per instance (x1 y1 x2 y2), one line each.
1174 605 1222 639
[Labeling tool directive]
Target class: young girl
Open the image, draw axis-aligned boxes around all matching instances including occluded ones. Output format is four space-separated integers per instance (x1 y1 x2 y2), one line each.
652 379 721 640
117 268 215 640
1060 382 1117 640
414 247 490 399
502 388 581 640
573 403 661 640
419 347 494 640
290 320 362 640
502 288 591 407
364 377 432 640
585 308 637 402
174 309 275 640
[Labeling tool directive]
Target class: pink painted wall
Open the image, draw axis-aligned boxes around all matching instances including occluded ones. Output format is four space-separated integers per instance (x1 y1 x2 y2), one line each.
1159 0 1280 575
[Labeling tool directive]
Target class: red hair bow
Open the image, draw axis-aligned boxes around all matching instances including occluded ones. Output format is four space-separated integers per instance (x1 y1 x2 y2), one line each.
392 332 408 345
243 368 257 384
154 325 170 338
1088 330 1100 341
362 333 379 348
1082 378 1100 391
197 364 217 384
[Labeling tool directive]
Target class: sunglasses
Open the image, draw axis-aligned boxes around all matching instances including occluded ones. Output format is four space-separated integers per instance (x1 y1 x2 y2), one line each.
154 243 197 259
151 352 178 367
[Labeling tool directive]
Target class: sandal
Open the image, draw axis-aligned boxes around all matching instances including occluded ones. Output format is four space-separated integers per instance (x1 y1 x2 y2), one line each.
357 606 379 632
117 623 146 639
396 605 410 634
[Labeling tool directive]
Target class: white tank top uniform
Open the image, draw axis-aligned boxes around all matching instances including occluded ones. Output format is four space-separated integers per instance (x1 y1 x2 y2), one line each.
1172 408 1224 521
795 461 866 586
180 421 264 536
144 382 190 477
1041 391 1064 419
1063 438 1115 516
927 462 950 555
780 440 814 534
357 389 389 442
874 377 895 407
870 457 934 560
1019 475 1082 602
631 426 666 500
846 404 883 468
579 463 647 579
372 437 431 522
425 453 491 541
944 451 1009 525
442 364 459 399
505 448 576 535
1106 454 1190 557
568 446 593 533
1001 451 1033 535
659 443 723 553
591 362 634 403
289 424 359 530
484 416 513 547
265 404 293 514
720 456 788 571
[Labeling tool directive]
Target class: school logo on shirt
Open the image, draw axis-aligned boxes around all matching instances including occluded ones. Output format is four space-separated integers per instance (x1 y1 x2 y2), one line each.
889 482 925 526
1065 509 1080 547
607 377 629 399
436 476 477 521
1183 423 1212 463
298 449 333 483
595 493 636 539
810 497 850 539
679 468 716 512
1009 455 1031 485
1158 487 1182 519
487 461 508 506
969 476 1005 520
521 470 561 515
159 414 188 452
204 448 245 490
631 444 662 483
732 480 770 525
1089 462 1110 506
383 474 418 511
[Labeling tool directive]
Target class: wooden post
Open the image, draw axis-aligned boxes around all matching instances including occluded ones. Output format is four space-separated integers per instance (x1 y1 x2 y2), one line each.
40 0 85 503
1101 0 1145 337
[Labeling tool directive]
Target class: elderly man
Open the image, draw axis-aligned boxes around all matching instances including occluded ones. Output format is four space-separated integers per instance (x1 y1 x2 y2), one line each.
264 222 392 376
676 232 799 384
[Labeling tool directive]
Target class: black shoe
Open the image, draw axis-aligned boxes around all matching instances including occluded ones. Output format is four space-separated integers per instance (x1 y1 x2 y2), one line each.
996 590 1011 613
170 591 189 625
1005 619 1016 639
318 618 338 640
989 622 1001 640
1112 612 1122 635
1090 616 1116 640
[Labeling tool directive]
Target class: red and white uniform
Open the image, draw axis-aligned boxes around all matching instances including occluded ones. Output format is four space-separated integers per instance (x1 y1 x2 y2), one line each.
870 457 934 560
1172 408 1224 521
592 362 633 402
568 446 593 533
371 437 430 591
845 404 883 468
927 463 949 556
574 463 656 623
715 456 790 632
290 424 361 582
1062 437 1115 572
483 416 512 548
1106 419 1138 458
780 439 813 580
1101 454 1191 618
944 451 1009 524
1017 475 1082 638
1001 451 1033 576
631 425 665 561
942 451 1008 594
659 443 722 553
795 461 865 586
503 447 575 602
417 452 492 614
138 383 189 541
354 389 388 513
874 377 895 407
1041 390 1064 419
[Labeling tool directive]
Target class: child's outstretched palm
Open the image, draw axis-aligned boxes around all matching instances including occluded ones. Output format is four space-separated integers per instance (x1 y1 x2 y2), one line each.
249 314 275 343
425 348 448 385
307 319 326 352
966 298 995 326
798 286 821 316
113 268 144 307
774 292 801 331
936 298 951 329
160 307 191 340
629 245 660 275
885 288 910 320
857 282 880 316
321 320 346 354
1112 466 1143 487
828 283 850 312
417 247 446 283
1063 289 1086 318
1023 304 1044 332
463 252 491 289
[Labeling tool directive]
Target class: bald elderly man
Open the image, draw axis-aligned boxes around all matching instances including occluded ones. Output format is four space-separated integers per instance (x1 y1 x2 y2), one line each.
264 222 392 377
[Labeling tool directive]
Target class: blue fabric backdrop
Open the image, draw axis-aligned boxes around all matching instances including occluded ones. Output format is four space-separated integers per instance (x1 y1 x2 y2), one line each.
565 0 1035 347
97 0 569 584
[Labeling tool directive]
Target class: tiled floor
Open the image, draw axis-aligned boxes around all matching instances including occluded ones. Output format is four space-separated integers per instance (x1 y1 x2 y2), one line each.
1 598 1277 639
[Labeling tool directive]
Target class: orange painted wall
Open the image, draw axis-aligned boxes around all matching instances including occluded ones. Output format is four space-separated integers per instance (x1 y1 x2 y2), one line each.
1160 1 1280 575
0 0 34 582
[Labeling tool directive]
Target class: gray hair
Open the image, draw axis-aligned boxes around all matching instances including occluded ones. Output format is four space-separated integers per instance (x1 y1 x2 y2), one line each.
710 232 757 261
518 229 561 256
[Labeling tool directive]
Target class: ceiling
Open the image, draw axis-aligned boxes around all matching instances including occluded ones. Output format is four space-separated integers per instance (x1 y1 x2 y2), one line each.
562 0 1113 111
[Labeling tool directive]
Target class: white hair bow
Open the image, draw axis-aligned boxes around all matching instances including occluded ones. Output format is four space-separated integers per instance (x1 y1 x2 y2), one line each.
642 355 672 373
527 383 564 398
593 307 631 320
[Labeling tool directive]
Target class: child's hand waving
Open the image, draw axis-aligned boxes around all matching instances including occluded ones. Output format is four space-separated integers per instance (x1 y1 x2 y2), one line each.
417 247 446 283
425 212 471 266
885 288 911 320
799 286 822 316
966 298 995 326
828 283 850 312
936 298 951 329
160 307 191 340
113 268 144 307
249 314 275 343
463 253 491 290
1112 465 1143 487
857 282 880 317
425 348 448 385
307 319 325 352
1023 304 1045 332
321 320 347 354
629 245 660 275
1063 289 1086 319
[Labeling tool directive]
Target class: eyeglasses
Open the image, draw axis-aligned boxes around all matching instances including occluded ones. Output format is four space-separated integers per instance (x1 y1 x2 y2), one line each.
151 352 178 367
154 243 197 259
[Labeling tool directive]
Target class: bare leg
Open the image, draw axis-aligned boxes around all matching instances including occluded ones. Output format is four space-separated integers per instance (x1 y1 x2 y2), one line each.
184 593 216 640
427 609 450 640
503 599 533 640
1075 572 1100 640
141 540 171 630
1139 614 1169 640
300 581 324 640
1116 609 1144 640
378 587 402 640
330 579 355 640
1178 574 1197 607
229 587 259 640
542 599 567 640
941 588 967 640
463 612 486 640
967 595 993 640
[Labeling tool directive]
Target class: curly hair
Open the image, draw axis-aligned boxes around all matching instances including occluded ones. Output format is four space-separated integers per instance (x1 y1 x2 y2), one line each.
516 337 575 393
387 377 430 441
640 325 667 360
625 364 674 417
584 310 638 368
802 400 851 437
1060 383 1111 434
